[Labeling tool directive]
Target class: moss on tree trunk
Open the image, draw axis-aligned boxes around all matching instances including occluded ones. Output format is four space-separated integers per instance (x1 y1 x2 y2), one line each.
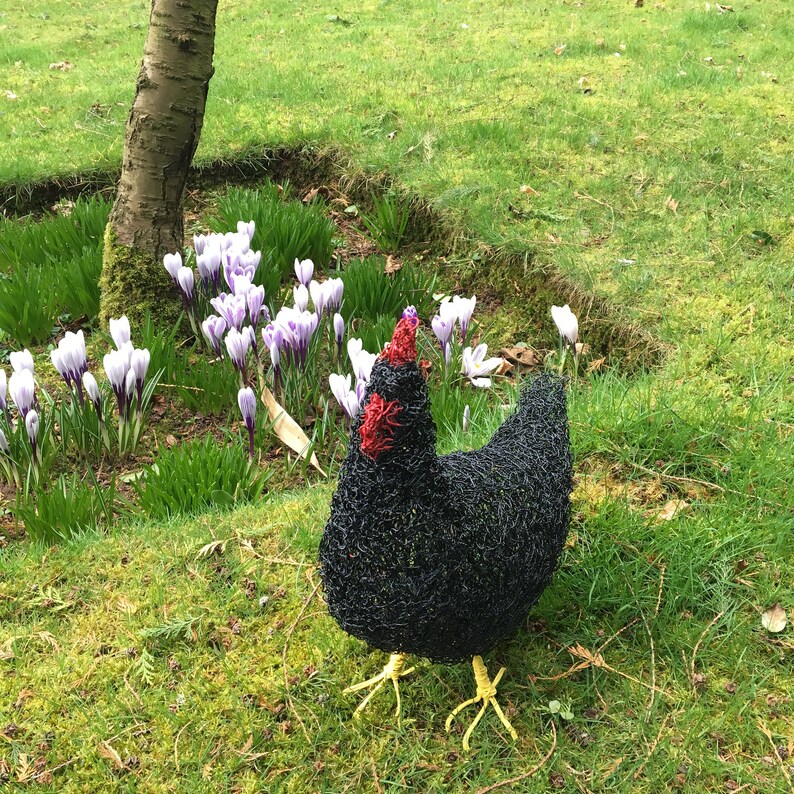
100 0 219 329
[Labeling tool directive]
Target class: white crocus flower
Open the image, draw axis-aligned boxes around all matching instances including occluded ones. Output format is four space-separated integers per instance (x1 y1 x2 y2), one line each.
109 316 131 350
462 344 503 387
10 349 34 373
551 304 578 353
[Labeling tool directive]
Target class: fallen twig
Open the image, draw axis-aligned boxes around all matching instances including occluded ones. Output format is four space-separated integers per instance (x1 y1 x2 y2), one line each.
476 721 557 794
371 758 384 794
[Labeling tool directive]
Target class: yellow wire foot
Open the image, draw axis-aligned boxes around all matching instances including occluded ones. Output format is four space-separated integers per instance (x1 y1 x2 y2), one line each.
343 653 416 723
445 655 519 752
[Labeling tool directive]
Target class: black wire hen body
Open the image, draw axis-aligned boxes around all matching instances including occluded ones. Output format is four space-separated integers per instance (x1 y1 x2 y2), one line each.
319 328 573 665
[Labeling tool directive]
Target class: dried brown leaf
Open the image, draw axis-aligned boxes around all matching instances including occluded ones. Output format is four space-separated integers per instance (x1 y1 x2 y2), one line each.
260 386 326 476
761 603 787 634
384 254 402 274
97 740 125 769
165 434 178 447
653 499 689 523
498 346 539 370
665 196 679 214
116 596 138 615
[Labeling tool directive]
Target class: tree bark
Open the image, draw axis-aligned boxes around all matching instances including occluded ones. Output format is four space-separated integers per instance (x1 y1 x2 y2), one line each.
100 0 219 328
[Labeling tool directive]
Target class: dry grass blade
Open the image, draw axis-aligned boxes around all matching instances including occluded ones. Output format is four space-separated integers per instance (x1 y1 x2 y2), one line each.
690 611 725 693
476 721 557 794
757 719 793 789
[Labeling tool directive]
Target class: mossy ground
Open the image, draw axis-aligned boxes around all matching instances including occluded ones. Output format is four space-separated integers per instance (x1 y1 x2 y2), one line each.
0 0 792 790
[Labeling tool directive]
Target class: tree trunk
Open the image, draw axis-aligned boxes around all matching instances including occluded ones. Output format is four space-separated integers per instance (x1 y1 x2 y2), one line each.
100 0 219 329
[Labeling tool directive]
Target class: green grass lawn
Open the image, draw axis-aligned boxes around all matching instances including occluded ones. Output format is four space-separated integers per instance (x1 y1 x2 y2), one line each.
0 0 792 790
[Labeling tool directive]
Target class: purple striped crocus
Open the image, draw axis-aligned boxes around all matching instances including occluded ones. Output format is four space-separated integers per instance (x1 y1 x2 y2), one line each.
211 293 247 332
201 315 227 357
25 410 39 464
333 313 345 360
431 314 455 369
83 371 103 423
130 348 150 416
163 252 182 283
9 370 35 419
225 327 251 381
0 369 8 424
247 285 267 329
453 295 476 347
103 350 129 418
238 386 256 460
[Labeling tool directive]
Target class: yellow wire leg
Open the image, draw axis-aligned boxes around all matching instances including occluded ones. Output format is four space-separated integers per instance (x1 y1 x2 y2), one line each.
445 655 519 752
343 653 416 723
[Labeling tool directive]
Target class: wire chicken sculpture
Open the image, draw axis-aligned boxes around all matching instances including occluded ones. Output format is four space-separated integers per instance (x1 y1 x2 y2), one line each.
319 313 573 749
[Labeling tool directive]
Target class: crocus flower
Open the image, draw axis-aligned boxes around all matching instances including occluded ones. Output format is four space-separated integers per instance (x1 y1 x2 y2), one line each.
131 348 150 414
10 349 34 373
0 369 7 420
462 344 504 388
348 339 377 383
551 304 579 353
211 293 247 332
309 279 327 318
295 258 314 287
201 315 227 357
0 427 8 454
293 284 309 313
176 266 195 306
329 373 361 420
237 220 255 242
163 252 182 282
51 349 70 387
225 327 250 380
326 278 344 315
431 314 454 349
82 371 102 420
109 316 131 350
333 313 345 359
230 273 254 296
9 370 35 418
453 295 476 346
64 331 87 375
124 369 136 421
237 386 256 460
103 350 129 417
118 341 134 372
293 311 319 368
463 404 471 432
197 245 222 291
268 341 282 393
247 285 266 329
193 235 207 256
403 306 418 320
25 410 39 462
224 231 250 254
240 249 261 272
